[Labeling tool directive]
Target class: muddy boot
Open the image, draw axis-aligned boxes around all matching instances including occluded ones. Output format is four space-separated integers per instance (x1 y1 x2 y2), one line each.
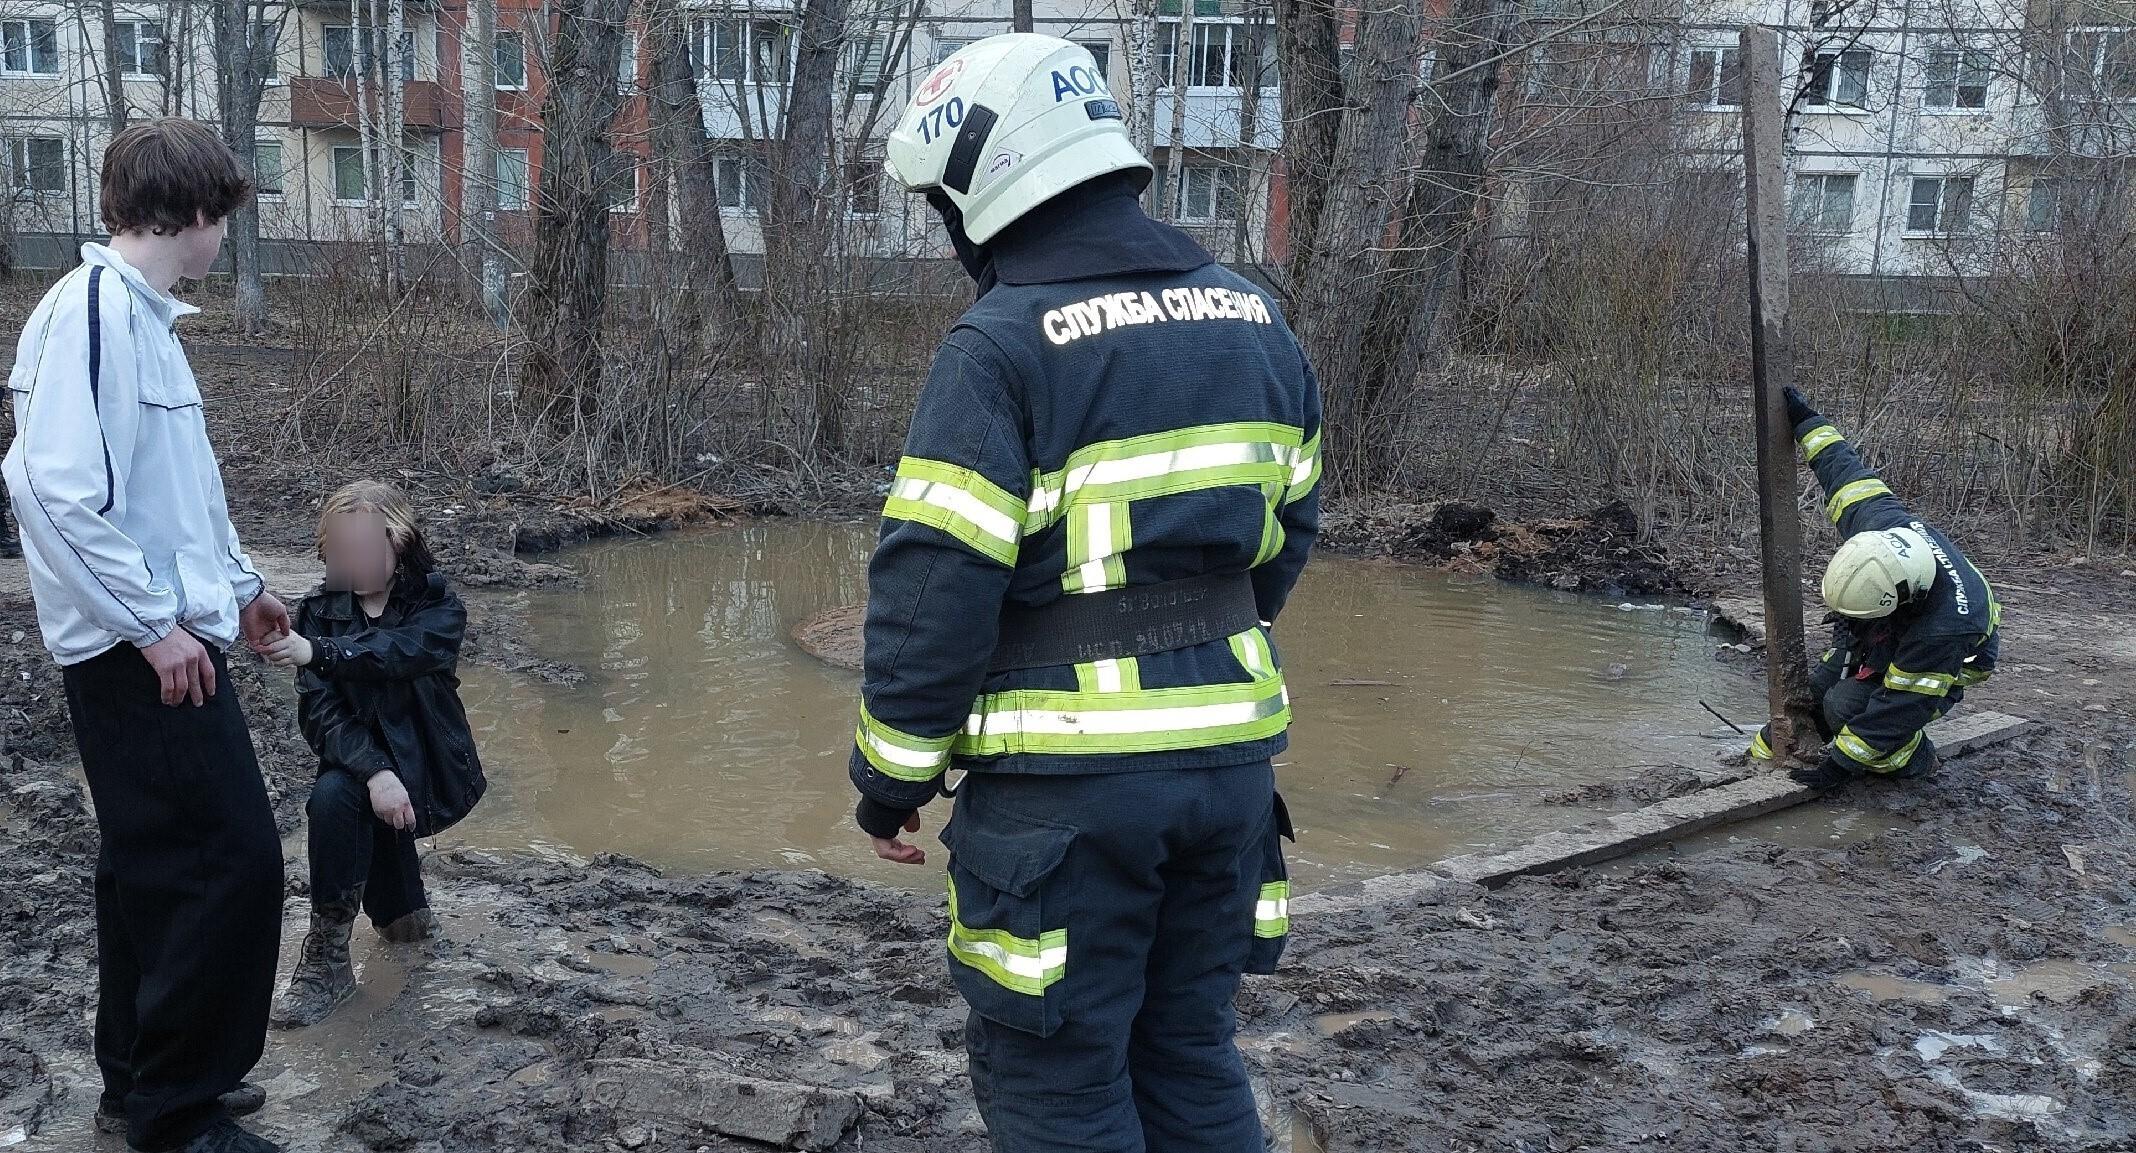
273 898 359 1028
173 1117 282 1153
377 907 437 944
96 1083 268 1135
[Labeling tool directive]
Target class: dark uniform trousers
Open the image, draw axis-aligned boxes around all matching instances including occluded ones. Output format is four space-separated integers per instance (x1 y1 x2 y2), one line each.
62 643 283 1152
946 760 1289 1153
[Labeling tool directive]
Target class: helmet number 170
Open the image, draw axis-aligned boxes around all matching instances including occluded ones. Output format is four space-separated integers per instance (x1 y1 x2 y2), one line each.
916 97 967 145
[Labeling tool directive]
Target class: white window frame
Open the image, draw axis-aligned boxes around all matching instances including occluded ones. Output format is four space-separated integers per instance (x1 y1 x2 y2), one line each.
1789 171 1857 235
331 145 418 208
1077 39 1112 81
2063 27 2136 104
6 136 65 196
496 147 530 211
846 149 882 217
494 28 528 91
1 18 60 77
1905 174 1974 236
2024 178 2059 232
691 18 795 85
252 139 284 199
1802 46 1872 110
606 160 640 214
618 30 638 93
1686 44 1743 109
323 24 415 81
1922 44 1991 111
116 19 166 80
1156 161 1243 224
1156 19 1277 92
713 149 767 215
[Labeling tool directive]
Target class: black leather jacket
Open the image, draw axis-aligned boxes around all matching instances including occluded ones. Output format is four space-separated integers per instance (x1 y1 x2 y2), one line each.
295 571 486 837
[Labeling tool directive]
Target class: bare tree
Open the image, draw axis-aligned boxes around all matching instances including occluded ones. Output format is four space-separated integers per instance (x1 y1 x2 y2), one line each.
459 0 507 325
520 0 631 425
1159 1 1192 221
1013 0 1034 33
382 0 408 293
760 0 851 455
97 0 128 135
212 0 283 333
645 0 743 334
1272 0 1344 290
351 0 382 259
1128 0 1161 187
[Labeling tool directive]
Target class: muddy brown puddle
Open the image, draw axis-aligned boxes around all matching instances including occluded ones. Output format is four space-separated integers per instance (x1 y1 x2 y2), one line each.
441 522 1768 887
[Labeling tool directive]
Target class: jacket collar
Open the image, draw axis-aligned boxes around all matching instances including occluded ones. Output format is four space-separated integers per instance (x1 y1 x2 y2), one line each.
80 242 201 326
986 173 1214 288
308 571 444 622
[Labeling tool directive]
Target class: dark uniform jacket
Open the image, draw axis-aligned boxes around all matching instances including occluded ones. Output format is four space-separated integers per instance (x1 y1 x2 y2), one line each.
1791 412 2002 772
850 176 1322 819
296 571 487 836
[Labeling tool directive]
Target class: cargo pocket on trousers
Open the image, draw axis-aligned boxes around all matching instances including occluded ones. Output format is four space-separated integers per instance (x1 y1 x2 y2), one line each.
1246 792 1295 975
942 802 1077 1038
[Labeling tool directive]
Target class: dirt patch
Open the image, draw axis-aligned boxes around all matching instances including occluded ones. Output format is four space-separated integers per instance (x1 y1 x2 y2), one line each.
1326 499 1692 597
793 603 866 672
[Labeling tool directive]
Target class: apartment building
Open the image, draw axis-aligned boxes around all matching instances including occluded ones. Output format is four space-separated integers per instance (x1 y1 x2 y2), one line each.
0 0 1289 269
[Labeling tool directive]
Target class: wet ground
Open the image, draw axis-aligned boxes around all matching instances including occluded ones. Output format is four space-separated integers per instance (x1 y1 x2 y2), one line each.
443 522 1765 887
5 501 2135 1151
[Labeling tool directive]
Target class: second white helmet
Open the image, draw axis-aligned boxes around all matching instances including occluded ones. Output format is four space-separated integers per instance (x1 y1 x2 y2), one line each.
1821 526 1938 619
885 34 1152 244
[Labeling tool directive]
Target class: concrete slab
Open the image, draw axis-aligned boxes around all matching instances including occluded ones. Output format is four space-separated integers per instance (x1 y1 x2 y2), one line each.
1427 710 2033 889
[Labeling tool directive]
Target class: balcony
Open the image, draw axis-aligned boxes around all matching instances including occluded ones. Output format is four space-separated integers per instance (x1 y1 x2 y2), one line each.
290 76 458 132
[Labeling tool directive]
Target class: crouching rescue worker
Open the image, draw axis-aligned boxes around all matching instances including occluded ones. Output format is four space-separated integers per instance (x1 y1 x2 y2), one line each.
1751 386 2001 788
849 35 1320 1153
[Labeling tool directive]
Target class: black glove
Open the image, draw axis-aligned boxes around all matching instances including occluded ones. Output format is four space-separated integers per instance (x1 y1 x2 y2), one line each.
855 796 917 840
1782 385 1820 430
1788 751 1857 791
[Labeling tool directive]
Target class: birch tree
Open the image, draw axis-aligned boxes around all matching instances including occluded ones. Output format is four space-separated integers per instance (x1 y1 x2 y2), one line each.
459 0 506 324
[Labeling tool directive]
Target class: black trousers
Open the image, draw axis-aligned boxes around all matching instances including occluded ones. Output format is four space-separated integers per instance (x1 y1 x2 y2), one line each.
63 643 283 1152
306 768 427 924
947 762 1289 1153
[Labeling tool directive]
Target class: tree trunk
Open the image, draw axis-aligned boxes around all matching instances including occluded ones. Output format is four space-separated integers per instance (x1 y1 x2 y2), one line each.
352 0 382 278
764 0 849 456
1272 0 1343 292
1352 0 1519 467
213 0 277 333
646 0 742 335
1159 3 1193 222
99 0 128 135
383 0 407 295
459 0 506 325
1288 0 1423 494
519 0 629 428
1013 0 1033 33
1129 0 1160 194
1231 5 1268 263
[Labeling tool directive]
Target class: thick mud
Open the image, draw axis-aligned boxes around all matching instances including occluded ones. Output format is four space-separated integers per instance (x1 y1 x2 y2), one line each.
3 354 2135 1149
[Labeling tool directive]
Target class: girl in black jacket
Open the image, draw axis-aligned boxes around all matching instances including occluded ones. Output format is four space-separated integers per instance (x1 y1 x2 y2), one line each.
262 481 486 1027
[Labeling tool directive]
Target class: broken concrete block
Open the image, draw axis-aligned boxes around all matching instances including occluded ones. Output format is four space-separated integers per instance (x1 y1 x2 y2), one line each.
582 1058 865 1151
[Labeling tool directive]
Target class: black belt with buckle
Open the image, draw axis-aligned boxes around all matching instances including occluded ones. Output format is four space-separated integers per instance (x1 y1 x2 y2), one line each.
987 572 1262 673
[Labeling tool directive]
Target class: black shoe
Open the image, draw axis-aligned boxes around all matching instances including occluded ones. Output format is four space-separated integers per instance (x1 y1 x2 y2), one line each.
169 1118 281 1153
1788 756 1858 790
97 1085 267 1135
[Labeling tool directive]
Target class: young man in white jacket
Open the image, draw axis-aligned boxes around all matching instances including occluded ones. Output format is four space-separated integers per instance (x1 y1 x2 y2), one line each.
3 119 288 1153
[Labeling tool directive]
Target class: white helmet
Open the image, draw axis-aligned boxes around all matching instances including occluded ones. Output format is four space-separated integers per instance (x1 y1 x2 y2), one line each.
885 34 1151 244
1821 526 1938 619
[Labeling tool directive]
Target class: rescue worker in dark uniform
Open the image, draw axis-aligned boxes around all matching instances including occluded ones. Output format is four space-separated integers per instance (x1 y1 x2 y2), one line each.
850 34 1319 1153
1751 386 2001 787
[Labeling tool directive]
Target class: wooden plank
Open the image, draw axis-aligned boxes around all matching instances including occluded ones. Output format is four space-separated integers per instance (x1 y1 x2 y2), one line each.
1425 710 2034 889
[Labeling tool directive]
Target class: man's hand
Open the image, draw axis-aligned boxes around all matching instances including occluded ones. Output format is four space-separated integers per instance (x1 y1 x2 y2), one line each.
369 771 418 831
1783 385 1820 429
870 811 928 866
141 629 216 707
262 631 315 669
242 592 291 650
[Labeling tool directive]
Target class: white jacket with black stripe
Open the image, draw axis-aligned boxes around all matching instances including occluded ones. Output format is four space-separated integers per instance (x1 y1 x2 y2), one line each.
3 243 263 666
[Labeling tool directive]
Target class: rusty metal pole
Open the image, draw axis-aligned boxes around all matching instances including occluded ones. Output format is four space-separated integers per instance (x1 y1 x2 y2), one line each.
1738 24 1820 762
